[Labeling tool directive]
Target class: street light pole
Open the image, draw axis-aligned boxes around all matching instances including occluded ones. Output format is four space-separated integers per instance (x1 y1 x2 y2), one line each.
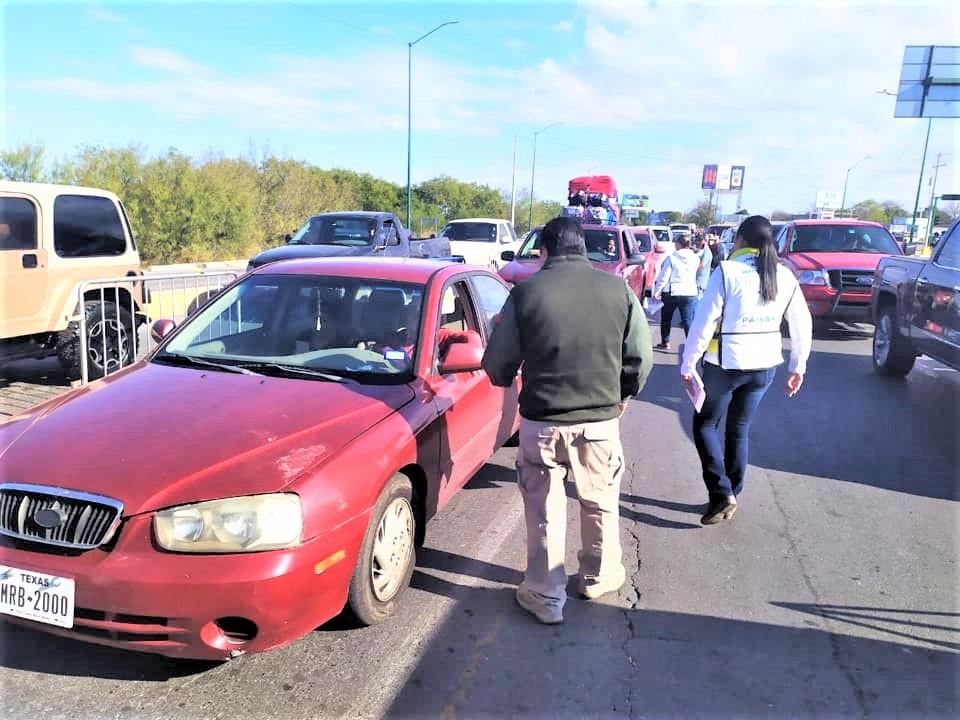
909 118 933 244
406 21 458 229
925 153 947 245
839 154 871 217
527 122 563 231
510 136 518 227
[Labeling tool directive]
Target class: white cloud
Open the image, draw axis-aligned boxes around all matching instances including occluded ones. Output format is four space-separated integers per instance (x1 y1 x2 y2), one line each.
87 5 140 35
551 20 575 32
129 46 202 73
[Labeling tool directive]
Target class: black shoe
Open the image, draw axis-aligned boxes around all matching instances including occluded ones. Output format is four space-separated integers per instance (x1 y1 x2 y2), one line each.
701 496 737 525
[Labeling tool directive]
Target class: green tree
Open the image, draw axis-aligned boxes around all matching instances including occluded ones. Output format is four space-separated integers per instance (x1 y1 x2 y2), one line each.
0 143 46 181
770 210 791 221
684 200 717 226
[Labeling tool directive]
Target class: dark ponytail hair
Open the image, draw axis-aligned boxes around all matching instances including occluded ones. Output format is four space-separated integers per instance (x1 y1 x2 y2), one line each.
738 215 778 303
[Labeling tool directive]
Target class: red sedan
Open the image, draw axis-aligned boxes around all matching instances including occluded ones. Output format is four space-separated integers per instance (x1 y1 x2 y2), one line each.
0 258 519 659
499 223 646 298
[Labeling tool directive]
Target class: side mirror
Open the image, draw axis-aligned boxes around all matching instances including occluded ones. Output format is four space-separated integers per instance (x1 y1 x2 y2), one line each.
151 319 176 344
438 330 484 374
284 233 293 243
904 244 917 256
627 254 646 266
501 250 516 262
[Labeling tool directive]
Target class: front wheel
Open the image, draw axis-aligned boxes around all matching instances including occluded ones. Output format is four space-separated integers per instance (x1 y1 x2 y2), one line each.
347 474 417 626
872 305 915 376
57 300 134 381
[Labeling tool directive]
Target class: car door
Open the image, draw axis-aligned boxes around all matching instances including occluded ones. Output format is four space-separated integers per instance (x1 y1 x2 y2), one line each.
429 278 504 505
0 194 47 333
912 222 960 367
620 228 645 298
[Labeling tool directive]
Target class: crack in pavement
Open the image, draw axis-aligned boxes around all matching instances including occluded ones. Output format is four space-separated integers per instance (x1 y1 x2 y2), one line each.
769 477 871 719
620 462 645 720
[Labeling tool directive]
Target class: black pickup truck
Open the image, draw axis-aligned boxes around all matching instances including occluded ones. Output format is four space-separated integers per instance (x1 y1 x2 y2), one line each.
248 211 452 270
871 218 960 375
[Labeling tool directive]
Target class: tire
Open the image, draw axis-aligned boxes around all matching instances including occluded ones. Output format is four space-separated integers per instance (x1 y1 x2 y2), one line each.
57 300 134 381
812 317 832 338
347 474 417 626
872 305 915 376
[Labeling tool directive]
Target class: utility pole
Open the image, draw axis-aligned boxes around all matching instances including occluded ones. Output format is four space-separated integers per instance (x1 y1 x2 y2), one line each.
528 122 563 231
909 118 933 244
925 153 947 244
510 136 518 227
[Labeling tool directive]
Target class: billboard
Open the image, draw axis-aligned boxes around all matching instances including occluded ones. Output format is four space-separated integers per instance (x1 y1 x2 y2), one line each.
894 45 960 119
703 164 746 191
621 193 650 209
701 165 718 190
730 165 745 190
815 190 842 210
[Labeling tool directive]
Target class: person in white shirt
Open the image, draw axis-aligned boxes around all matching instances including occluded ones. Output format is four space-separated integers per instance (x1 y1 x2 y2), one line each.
680 215 813 525
652 235 701 350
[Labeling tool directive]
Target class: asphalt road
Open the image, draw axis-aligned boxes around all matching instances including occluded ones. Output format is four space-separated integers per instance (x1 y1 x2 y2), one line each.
1 322 957 719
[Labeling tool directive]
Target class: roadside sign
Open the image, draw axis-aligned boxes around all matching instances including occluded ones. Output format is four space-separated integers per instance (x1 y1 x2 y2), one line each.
815 190 842 210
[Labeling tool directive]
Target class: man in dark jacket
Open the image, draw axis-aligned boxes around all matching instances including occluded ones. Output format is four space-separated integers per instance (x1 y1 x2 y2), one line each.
483 217 652 624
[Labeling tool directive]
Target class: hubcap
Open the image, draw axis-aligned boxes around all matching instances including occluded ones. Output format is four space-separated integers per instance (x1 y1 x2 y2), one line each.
88 318 130 373
370 498 414 602
874 314 891 366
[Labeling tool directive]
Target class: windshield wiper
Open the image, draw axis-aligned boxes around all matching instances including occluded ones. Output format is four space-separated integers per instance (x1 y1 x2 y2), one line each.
235 362 354 383
155 353 259 375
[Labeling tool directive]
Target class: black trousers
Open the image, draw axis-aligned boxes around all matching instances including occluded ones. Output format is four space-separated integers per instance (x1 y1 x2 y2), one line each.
660 292 698 342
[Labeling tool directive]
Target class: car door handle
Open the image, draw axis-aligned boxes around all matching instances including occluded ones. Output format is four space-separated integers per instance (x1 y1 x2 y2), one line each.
22 254 38 269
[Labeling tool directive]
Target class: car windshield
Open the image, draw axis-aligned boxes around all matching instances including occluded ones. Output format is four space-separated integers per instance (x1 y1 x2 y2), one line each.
793 225 901 254
652 228 670 242
585 229 621 262
157 275 424 381
288 216 379 247
441 222 497 242
517 229 542 259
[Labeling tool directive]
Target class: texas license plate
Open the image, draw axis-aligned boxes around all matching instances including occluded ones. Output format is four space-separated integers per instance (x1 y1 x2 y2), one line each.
0 565 75 628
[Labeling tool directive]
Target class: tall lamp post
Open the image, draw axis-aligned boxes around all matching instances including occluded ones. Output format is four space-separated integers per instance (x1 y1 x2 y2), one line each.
528 122 564 231
510 136 519 227
839 154 871 216
407 21 458 228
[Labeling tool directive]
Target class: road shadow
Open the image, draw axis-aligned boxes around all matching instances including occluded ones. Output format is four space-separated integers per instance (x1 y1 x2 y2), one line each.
0 621 217 680
386 571 959 719
0 357 69 387
463 460 700 530
640 345 959 501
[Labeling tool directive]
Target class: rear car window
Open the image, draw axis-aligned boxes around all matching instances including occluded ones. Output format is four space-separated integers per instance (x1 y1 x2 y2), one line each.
54 195 127 257
0 197 38 250
441 222 498 243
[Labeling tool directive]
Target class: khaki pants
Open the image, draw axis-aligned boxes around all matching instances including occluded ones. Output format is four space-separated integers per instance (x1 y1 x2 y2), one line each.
516 417 625 607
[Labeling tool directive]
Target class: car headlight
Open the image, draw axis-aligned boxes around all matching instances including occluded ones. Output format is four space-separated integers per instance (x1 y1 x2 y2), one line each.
154 493 303 553
798 269 830 286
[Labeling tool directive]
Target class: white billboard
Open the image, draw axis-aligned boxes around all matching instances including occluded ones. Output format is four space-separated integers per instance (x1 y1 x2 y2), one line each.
715 165 732 191
816 190 842 210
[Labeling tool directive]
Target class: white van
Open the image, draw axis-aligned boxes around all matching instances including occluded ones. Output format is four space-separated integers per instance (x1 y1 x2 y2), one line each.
439 218 521 270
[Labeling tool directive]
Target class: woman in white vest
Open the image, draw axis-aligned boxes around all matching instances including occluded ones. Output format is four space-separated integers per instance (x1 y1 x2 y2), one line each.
680 215 813 525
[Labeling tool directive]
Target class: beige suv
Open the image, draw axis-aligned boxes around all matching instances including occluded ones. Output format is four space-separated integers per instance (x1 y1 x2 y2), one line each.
0 181 146 380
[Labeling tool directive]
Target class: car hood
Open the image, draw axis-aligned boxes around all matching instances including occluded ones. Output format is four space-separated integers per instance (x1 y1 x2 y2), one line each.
448 241 500 265
498 256 621 284
499 258 544 284
251 243 376 267
787 252 891 271
0 362 414 515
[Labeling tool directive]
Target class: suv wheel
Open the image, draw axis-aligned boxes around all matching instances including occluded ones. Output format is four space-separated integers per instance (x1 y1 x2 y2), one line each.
58 300 135 381
872 305 915 376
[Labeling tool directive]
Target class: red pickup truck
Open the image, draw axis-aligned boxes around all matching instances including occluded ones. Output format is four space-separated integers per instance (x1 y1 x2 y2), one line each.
498 223 647 298
775 219 905 328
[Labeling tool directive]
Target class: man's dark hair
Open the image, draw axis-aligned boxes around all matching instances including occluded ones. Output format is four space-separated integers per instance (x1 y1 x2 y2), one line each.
676 234 692 249
541 217 586 256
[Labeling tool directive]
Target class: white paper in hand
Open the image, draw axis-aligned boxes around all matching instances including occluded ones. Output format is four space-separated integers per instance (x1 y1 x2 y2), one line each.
685 369 706 413
645 298 663 317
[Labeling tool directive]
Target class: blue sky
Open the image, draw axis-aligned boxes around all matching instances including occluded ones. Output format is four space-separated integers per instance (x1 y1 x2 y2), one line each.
2 0 958 214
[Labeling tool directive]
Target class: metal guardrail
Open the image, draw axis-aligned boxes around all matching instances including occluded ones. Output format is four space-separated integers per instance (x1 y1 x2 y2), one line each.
76 271 240 384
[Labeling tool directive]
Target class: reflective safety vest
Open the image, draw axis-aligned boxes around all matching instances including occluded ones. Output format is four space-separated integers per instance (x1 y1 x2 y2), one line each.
703 251 801 370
